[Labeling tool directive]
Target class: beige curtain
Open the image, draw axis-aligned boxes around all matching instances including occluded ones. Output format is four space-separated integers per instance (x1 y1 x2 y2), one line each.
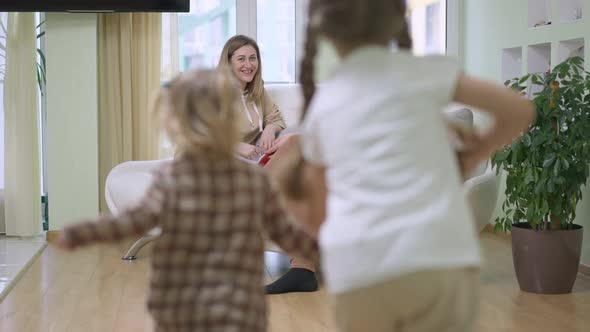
3 13 41 236
98 13 162 212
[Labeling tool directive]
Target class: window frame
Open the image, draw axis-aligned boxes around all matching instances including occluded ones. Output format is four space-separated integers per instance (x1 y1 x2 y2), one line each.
237 0 305 84
446 0 461 62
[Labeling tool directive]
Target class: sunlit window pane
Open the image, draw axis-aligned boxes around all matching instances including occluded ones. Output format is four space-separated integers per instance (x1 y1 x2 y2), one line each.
257 0 296 83
178 0 237 70
407 0 446 55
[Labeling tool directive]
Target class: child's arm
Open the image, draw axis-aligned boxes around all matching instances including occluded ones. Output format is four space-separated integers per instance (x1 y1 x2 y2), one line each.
59 171 167 249
262 177 320 264
452 74 536 175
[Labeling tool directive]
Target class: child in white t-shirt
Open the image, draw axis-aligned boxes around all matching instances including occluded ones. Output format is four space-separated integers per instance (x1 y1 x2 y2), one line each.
281 1 536 331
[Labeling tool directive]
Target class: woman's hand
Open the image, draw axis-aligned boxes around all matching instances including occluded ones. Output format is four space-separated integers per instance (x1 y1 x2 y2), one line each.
266 133 298 154
238 142 263 160
258 126 279 152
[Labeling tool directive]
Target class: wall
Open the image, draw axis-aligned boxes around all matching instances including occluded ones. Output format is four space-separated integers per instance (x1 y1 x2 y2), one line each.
45 13 99 230
461 0 590 265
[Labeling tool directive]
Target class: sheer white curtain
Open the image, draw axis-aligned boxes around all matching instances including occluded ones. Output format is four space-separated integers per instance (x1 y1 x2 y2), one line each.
0 13 6 234
161 13 180 82
160 13 180 159
3 13 41 236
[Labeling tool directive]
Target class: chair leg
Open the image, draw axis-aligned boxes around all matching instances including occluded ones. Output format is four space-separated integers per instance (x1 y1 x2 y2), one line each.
121 234 159 260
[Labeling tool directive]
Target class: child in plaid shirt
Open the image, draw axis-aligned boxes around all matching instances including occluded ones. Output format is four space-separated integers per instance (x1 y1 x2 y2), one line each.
58 69 319 332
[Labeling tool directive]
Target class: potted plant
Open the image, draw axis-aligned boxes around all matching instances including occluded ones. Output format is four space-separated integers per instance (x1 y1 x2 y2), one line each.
491 56 588 294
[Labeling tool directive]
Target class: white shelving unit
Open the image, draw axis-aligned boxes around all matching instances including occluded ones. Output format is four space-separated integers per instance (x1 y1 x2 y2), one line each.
559 0 583 23
501 47 523 82
528 43 551 74
558 38 584 64
528 0 551 28
527 43 551 98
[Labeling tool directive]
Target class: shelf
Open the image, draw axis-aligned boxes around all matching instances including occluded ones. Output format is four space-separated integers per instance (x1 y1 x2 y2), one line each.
559 0 583 24
558 38 584 64
501 47 523 82
528 0 551 28
528 42 551 74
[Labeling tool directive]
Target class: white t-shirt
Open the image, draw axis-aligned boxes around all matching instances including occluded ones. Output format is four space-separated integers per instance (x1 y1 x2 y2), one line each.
301 46 481 294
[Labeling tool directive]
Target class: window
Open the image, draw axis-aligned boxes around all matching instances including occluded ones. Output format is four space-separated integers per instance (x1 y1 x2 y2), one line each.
162 0 306 82
408 0 447 55
177 0 237 71
257 0 296 83
164 0 451 80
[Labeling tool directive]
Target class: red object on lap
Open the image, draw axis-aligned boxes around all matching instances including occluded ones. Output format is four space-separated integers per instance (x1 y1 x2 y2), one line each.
258 153 274 166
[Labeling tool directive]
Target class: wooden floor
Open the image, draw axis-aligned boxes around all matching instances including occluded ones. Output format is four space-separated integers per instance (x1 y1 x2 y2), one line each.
0 232 589 332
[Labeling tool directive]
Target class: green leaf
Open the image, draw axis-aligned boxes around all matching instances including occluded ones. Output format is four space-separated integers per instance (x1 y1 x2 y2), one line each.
548 179 556 193
543 155 556 168
524 170 535 184
36 66 43 94
519 74 531 85
522 134 532 147
561 157 570 170
553 158 561 176
37 49 46 81
534 179 546 194
532 134 549 147
493 150 510 163
541 199 550 215
511 146 519 164
494 222 503 233
526 205 534 220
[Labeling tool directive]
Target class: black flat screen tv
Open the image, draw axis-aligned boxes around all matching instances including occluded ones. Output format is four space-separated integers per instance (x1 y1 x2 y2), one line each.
0 1 190 12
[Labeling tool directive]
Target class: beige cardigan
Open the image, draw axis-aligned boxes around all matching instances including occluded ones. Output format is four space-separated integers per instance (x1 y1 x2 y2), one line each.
239 88 287 145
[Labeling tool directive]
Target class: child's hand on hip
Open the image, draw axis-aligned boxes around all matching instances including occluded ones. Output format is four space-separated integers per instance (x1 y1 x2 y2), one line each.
448 122 486 179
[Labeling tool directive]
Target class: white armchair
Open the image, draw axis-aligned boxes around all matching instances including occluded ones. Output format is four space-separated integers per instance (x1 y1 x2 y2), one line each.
104 159 169 260
444 107 501 232
465 161 500 232
107 85 499 260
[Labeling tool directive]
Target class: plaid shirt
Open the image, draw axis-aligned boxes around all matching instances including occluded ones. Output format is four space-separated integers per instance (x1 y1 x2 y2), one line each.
63 155 319 332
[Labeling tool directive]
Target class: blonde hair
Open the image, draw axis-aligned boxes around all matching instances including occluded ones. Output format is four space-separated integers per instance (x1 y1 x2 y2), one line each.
218 34 264 103
300 0 412 118
152 68 240 159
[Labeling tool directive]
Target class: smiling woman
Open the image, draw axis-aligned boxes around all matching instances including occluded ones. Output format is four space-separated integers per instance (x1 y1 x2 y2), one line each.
216 34 320 295
218 35 287 159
